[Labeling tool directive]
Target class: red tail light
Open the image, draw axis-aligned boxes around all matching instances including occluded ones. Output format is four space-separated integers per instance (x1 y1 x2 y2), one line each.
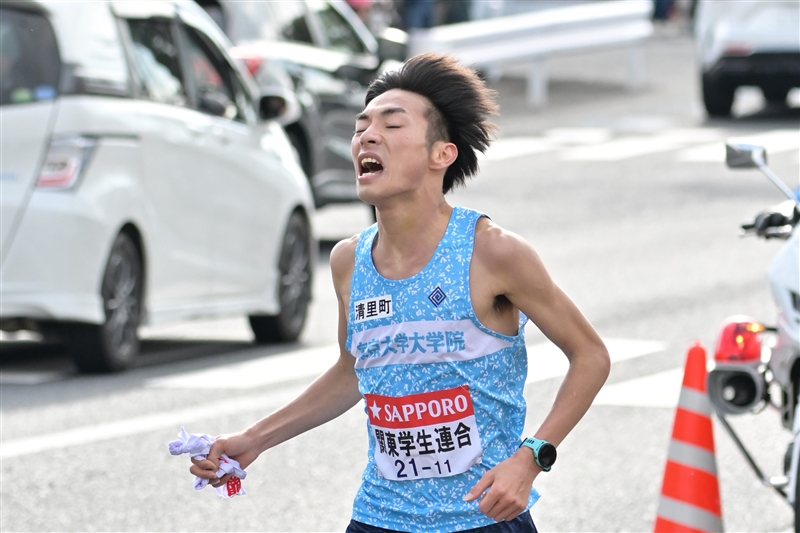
714 315 764 363
230 47 262 76
37 136 97 190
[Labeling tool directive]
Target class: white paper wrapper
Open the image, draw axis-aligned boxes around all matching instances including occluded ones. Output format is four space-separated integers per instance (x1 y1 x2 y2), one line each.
169 426 247 499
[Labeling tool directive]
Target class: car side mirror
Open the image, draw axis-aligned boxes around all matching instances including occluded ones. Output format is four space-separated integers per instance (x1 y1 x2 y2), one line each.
377 27 408 63
259 94 287 121
199 90 236 119
334 63 371 85
257 88 302 125
725 142 767 169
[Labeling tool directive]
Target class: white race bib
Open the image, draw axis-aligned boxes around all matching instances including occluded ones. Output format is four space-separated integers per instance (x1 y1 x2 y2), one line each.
365 386 483 481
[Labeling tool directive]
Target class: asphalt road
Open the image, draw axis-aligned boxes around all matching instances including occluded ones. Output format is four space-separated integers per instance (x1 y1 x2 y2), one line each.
2 25 799 532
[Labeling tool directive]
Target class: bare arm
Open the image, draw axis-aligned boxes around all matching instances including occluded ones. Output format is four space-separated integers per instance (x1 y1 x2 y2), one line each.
190 237 363 484
464 219 610 520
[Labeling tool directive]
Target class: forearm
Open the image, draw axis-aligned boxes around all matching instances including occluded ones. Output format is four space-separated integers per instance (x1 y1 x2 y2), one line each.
533 347 610 446
244 355 362 456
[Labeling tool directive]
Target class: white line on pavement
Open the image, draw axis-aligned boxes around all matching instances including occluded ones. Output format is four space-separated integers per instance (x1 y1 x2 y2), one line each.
145 344 338 389
525 337 666 384
143 337 666 390
677 128 799 162
593 367 684 408
0 338 666 458
0 387 301 459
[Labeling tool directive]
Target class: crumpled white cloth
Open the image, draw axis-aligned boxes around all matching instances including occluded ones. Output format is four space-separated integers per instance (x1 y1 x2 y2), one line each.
168 427 247 499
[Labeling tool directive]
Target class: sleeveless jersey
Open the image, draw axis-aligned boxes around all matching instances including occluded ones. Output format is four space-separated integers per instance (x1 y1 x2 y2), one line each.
346 206 539 532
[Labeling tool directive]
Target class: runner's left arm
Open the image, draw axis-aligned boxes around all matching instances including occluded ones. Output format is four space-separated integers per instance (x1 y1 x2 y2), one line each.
464 224 610 522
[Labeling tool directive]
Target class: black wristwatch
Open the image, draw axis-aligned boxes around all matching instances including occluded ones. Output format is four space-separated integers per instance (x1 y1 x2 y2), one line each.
520 437 557 472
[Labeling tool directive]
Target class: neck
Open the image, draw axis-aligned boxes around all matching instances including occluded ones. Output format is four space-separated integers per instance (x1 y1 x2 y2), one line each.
372 197 452 280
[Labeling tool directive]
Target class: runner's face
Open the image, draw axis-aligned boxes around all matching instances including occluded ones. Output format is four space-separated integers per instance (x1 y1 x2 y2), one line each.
352 89 434 204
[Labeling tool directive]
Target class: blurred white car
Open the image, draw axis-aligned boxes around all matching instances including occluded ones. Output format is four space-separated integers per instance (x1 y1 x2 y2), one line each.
0 0 316 372
694 0 800 116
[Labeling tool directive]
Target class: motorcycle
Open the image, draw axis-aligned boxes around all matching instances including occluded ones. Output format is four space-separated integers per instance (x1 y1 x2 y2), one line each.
706 142 800 530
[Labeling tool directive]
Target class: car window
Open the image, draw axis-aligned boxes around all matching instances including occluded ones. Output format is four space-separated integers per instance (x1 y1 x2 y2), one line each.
127 18 188 107
213 2 279 44
269 2 314 45
307 0 367 54
181 24 249 123
0 7 60 106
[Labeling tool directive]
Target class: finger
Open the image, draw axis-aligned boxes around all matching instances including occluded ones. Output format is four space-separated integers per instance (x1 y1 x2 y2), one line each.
189 464 218 479
477 485 503 516
493 503 523 523
211 474 231 488
463 471 494 502
190 457 217 471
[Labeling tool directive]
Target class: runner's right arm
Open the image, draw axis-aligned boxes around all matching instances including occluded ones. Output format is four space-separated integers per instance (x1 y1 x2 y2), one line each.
190 237 361 486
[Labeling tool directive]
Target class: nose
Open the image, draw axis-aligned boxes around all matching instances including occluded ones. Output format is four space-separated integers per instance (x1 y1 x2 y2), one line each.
359 123 380 146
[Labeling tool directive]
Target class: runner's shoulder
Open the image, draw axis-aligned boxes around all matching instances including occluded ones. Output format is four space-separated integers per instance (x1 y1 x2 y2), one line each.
474 216 533 266
330 234 360 284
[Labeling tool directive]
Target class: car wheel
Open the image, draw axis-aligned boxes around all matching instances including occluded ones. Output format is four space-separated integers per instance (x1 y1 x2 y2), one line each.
68 232 143 373
249 211 312 343
702 74 735 117
762 86 789 105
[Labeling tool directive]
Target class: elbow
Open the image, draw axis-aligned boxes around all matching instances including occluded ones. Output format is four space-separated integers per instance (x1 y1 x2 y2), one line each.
596 347 611 383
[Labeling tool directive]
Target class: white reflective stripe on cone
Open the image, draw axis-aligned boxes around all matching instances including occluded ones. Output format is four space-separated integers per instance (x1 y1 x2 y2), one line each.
678 386 712 417
656 495 724 532
667 440 718 476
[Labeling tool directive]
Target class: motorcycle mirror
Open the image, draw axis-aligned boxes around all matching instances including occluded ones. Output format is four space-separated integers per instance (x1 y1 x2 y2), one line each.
726 141 800 207
725 142 767 169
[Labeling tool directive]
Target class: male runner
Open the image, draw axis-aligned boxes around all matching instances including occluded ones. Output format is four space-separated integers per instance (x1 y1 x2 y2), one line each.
189 53 610 533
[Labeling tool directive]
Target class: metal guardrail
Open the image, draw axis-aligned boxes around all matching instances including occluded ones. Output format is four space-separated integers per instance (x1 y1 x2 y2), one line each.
407 0 654 108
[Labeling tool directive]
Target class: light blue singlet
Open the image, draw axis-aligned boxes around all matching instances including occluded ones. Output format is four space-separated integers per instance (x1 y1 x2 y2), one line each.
346 206 539 533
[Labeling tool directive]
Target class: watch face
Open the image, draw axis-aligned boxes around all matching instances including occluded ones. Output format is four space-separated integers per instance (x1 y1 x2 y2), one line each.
538 443 557 468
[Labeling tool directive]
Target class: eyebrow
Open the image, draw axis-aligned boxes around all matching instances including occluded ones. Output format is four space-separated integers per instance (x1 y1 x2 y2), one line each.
355 106 408 121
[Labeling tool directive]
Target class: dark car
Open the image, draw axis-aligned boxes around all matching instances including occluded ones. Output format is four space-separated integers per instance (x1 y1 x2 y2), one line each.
195 0 408 208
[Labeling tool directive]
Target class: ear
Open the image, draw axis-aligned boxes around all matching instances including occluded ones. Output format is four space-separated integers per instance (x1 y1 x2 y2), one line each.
429 141 458 171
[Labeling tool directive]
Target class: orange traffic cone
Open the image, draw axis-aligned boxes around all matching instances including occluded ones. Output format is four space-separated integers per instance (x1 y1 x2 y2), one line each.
654 342 723 533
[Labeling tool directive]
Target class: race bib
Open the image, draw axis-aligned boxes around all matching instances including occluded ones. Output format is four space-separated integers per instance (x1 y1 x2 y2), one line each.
365 386 482 481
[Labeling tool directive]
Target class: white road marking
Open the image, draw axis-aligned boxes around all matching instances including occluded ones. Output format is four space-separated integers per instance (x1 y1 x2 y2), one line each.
560 128 722 161
0 387 303 459
0 336 666 389
544 127 613 145
483 127 796 163
144 337 665 390
483 136 558 161
678 129 800 162
0 338 665 458
139 316 255 342
593 367 684 408
483 128 614 162
145 344 338 389
526 337 666 384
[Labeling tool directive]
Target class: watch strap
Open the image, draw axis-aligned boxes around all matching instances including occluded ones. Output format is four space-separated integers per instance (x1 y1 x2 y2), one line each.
520 437 555 472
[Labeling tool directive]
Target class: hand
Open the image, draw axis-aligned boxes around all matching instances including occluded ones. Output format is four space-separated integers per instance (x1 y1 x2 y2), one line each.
189 432 259 488
463 448 540 522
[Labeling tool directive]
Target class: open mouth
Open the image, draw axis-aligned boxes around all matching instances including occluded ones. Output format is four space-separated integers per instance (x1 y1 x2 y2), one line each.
359 157 384 177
